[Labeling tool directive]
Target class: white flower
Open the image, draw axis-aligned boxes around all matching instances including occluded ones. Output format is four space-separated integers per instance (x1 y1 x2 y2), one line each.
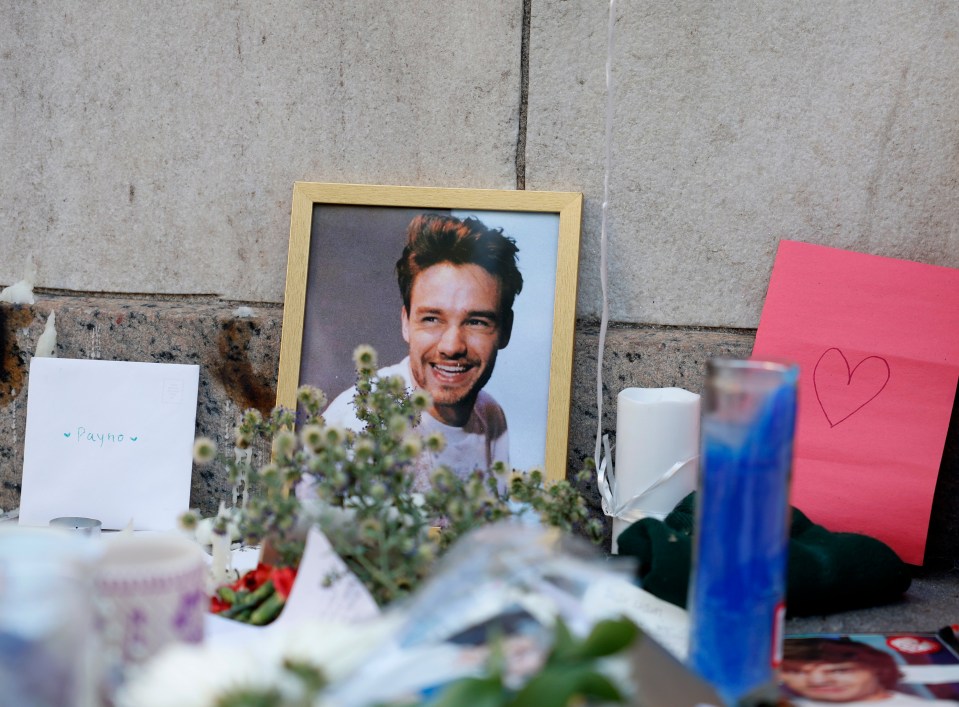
116 643 283 707
116 618 397 707
275 618 398 684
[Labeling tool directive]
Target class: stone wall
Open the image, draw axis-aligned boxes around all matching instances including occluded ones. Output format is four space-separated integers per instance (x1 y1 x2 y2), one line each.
2 298 956 569
3 3 957 322
2 3 958 569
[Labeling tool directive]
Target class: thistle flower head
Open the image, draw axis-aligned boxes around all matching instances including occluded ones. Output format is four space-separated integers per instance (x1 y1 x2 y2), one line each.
324 426 346 447
273 408 296 429
358 518 382 543
242 409 263 427
193 437 217 465
178 510 199 531
369 482 387 501
329 469 348 491
430 467 454 493
400 434 422 458
409 388 431 411
272 429 297 459
300 424 325 452
382 375 406 396
387 415 408 438
354 438 376 459
585 518 605 543
297 385 328 410
234 429 252 450
352 344 377 372
416 543 436 563
260 463 280 483
424 432 446 454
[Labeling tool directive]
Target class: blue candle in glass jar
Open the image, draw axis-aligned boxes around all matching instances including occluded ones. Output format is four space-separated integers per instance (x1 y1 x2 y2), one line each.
688 359 799 705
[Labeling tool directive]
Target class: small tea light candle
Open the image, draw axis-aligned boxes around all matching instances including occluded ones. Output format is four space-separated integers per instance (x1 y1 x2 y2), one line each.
49 516 102 536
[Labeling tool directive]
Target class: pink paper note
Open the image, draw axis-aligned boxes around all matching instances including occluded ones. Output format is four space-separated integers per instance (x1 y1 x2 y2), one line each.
752 240 959 565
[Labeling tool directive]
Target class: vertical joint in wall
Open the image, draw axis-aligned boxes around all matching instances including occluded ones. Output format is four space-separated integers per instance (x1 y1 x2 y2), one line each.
515 0 531 190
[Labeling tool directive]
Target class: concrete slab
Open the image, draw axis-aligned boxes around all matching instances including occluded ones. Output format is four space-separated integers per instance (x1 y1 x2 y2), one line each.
0 1 522 302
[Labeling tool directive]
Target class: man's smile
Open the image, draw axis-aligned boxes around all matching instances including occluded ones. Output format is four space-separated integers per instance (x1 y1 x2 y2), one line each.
431 361 472 378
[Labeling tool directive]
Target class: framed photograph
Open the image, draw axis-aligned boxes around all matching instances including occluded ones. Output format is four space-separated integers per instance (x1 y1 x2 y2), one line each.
277 182 583 482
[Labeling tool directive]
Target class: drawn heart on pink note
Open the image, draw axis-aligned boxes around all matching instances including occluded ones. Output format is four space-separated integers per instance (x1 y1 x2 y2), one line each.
813 348 890 428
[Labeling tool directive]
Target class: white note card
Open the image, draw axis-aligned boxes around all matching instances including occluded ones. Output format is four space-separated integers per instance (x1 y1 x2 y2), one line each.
275 527 381 626
18 357 200 531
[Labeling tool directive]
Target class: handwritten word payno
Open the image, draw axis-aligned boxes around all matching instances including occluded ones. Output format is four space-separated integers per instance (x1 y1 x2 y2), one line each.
64 427 140 447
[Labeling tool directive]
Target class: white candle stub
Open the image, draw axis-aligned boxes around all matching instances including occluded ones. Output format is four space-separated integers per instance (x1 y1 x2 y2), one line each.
0 256 38 305
611 387 700 553
34 311 57 358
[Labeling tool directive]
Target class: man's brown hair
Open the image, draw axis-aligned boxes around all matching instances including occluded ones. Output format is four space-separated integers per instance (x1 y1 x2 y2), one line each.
395 214 524 321
782 638 902 691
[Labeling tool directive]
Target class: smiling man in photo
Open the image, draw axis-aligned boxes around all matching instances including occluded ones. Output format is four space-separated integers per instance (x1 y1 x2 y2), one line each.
781 638 959 706
322 213 523 488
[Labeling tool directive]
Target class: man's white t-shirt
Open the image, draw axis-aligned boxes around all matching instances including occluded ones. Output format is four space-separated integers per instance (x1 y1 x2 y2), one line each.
790 691 958 706
322 357 510 489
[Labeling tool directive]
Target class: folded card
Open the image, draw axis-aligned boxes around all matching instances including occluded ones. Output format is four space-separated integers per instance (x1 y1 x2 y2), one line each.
752 241 959 565
18 357 200 531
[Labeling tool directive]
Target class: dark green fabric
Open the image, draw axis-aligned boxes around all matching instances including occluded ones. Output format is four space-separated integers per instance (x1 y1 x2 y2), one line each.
616 492 912 617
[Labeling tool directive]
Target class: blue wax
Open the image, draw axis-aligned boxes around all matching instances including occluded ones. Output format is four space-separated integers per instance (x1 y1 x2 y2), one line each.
688 378 798 705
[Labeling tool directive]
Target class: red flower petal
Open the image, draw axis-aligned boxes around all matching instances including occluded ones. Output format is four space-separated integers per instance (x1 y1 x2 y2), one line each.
234 563 273 592
252 562 273 586
272 566 297 599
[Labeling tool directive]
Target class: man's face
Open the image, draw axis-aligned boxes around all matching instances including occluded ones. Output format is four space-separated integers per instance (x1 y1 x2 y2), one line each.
402 263 510 426
780 661 883 702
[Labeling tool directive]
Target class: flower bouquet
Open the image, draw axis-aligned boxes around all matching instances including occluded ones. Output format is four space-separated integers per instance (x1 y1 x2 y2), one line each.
183 345 602 619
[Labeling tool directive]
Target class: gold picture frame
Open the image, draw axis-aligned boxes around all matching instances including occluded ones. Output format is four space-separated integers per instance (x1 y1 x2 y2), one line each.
277 182 583 482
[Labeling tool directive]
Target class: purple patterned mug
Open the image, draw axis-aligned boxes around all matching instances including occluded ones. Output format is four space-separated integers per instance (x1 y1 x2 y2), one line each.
94 534 206 670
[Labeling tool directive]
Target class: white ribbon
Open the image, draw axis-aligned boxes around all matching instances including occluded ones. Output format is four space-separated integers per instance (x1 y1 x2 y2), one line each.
597 434 698 524
593 0 617 466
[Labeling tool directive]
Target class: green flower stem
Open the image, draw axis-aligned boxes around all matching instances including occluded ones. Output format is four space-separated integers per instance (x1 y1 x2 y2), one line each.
222 580 275 618
377 524 392 584
249 592 286 625
349 549 402 604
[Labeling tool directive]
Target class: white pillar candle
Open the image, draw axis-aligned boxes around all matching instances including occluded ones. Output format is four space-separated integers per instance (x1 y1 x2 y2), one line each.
611 387 700 553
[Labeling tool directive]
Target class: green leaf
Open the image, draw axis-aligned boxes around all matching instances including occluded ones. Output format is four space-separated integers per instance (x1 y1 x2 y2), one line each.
509 666 624 707
428 676 507 707
548 617 578 661
572 618 640 659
